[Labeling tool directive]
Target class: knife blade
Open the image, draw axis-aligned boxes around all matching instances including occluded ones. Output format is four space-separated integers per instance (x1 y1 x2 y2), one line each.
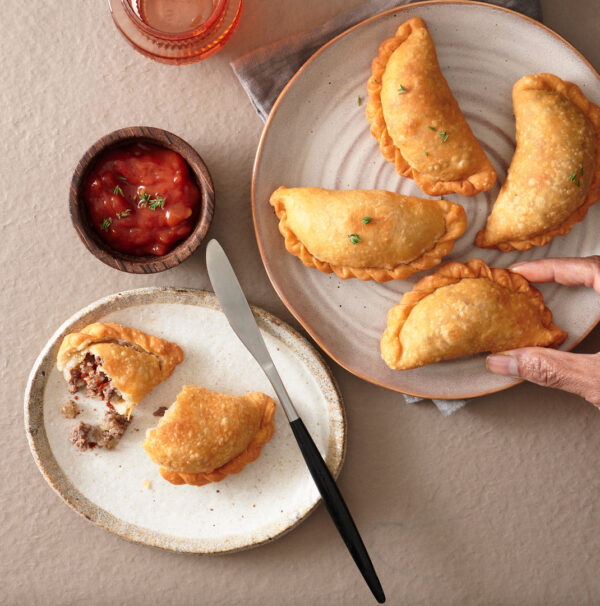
206 239 385 604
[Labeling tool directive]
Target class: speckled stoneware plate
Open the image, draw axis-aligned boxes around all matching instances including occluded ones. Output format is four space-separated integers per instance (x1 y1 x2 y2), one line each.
252 1 600 400
25 288 345 553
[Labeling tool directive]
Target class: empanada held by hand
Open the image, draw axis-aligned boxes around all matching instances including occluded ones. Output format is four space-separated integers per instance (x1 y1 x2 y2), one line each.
476 73 600 251
57 322 183 415
269 186 467 282
143 386 276 487
366 17 496 196
381 259 566 370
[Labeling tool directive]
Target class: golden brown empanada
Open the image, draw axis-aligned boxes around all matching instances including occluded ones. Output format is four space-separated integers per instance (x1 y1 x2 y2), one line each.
57 322 184 415
366 17 496 196
381 259 566 370
143 386 276 487
476 73 600 251
270 186 467 282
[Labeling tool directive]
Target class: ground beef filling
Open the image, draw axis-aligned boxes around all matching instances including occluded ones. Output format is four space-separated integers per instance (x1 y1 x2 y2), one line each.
69 408 132 452
101 406 131 449
68 353 121 401
69 422 94 451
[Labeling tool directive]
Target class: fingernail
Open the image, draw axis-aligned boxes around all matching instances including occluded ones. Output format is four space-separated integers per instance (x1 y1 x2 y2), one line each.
486 353 519 377
508 262 527 272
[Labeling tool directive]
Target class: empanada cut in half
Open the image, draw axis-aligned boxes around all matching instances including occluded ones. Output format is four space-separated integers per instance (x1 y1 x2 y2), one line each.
57 322 184 415
142 386 276 487
476 73 600 251
381 259 567 370
366 17 496 196
269 186 467 282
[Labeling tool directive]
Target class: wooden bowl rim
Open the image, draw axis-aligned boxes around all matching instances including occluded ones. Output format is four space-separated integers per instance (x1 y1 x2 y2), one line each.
69 126 215 274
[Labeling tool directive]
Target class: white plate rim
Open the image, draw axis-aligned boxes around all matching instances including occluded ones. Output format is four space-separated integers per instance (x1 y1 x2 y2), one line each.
24 287 346 554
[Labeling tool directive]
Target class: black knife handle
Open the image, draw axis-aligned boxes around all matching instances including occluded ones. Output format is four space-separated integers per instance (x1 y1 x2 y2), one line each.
290 418 385 603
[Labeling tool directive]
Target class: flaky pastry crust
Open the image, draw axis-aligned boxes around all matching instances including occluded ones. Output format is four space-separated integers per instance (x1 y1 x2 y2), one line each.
381 259 567 370
57 322 184 414
476 73 600 251
143 386 276 487
366 17 496 196
270 186 467 282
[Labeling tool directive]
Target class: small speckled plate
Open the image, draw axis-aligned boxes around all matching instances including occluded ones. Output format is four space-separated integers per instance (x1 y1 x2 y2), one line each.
252 1 600 400
24 288 345 553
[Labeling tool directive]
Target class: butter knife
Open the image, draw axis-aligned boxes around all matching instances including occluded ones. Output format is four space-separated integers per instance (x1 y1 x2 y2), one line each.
206 239 385 604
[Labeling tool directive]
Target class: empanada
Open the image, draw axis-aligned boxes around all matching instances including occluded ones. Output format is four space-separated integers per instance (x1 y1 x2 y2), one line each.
366 17 496 196
381 259 566 370
476 73 600 251
57 322 184 415
270 186 467 282
142 386 276 487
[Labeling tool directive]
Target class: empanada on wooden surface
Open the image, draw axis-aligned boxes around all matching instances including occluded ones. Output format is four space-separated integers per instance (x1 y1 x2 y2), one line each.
366 17 496 196
476 73 600 251
381 259 566 370
143 386 276 487
270 186 467 282
57 322 183 415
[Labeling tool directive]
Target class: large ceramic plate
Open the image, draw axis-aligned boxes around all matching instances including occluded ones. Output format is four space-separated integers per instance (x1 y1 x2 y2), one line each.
252 1 600 399
25 288 345 553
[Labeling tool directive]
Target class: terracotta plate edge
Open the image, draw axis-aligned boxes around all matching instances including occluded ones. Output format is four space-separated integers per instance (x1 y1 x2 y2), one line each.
250 0 600 400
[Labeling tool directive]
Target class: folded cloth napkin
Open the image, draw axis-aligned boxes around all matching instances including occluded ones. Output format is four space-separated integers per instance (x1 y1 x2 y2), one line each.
231 0 541 121
232 0 542 415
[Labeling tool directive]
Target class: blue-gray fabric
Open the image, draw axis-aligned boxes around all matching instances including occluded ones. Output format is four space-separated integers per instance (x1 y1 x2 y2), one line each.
231 0 542 121
231 0 542 415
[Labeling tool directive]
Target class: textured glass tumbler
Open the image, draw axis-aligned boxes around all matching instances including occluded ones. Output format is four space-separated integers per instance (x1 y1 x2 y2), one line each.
108 0 243 64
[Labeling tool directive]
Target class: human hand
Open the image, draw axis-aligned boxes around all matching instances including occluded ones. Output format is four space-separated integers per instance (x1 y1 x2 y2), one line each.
486 256 600 407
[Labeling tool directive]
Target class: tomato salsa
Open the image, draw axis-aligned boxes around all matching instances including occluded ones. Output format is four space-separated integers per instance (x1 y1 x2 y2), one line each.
84 142 201 256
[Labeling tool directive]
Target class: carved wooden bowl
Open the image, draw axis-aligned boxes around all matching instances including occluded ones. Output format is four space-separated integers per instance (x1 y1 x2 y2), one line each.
70 126 215 273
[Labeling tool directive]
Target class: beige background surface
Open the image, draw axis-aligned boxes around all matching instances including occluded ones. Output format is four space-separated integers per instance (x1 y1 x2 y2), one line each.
3 1 600 604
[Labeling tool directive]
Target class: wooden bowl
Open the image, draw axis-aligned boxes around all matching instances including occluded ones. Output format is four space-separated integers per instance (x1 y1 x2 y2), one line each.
70 126 215 273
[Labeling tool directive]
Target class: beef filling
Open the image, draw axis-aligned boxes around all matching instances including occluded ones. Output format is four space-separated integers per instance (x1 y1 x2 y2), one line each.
69 422 99 451
68 353 122 402
98 408 131 450
69 408 131 452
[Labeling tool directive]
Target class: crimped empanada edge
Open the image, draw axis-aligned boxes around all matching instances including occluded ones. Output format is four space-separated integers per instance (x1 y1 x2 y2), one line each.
56 322 184 415
157 393 277 487
476 73 600 252
269 186 468 283
57 322 184 374
380 258 568 370
365 17 496 197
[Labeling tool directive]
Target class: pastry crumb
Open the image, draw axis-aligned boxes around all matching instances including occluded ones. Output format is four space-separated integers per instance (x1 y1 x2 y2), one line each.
142 479 152 490
61 400 80 419
153 406 168 417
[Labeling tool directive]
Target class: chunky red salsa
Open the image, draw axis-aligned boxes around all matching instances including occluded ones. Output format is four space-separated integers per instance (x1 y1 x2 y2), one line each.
85 142 201 256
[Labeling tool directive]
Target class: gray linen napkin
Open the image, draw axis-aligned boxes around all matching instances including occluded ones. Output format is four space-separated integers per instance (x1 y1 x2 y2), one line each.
232 0 541 121
232 0 541 415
